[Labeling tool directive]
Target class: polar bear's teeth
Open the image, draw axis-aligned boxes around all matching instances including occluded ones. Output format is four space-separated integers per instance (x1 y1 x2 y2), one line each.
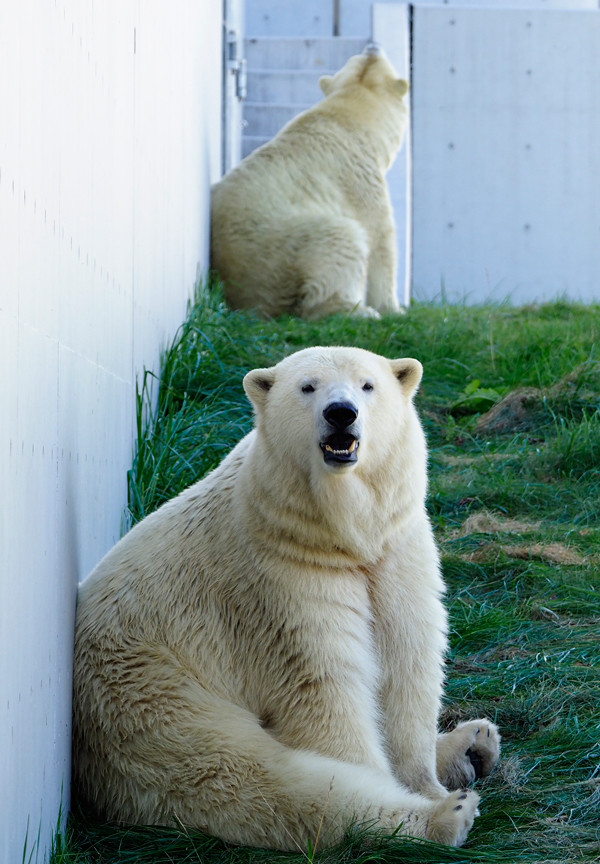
325 440 357 455
325 444 345 454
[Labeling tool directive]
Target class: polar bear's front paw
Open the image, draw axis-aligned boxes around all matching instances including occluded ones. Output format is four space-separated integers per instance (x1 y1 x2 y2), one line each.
375 301 406 317
437 719 501 790
352 303 381 319
426 789 480 847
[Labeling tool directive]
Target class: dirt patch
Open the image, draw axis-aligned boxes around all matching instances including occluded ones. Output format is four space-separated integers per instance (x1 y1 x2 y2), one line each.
475 360 600 435
475 387 544 434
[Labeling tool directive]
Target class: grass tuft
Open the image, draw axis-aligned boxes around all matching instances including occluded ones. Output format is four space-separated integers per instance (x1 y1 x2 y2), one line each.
55 287 600 863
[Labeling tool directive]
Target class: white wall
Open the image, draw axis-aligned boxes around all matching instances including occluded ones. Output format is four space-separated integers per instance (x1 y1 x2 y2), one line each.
411 7 600 303
0 2 222 861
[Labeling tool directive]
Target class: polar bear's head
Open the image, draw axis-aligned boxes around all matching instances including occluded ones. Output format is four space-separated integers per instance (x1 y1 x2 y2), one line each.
318 45 409 105
243 347 423 482
317 46 409 168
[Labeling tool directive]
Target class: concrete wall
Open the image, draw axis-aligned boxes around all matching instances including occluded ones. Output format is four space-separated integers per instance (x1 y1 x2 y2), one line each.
0 2 222 861
246 0 600 38
411 6 600 303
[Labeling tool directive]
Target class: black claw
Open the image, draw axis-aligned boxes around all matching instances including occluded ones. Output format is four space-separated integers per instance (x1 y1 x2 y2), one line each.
458 793 468 800
454 805 463 812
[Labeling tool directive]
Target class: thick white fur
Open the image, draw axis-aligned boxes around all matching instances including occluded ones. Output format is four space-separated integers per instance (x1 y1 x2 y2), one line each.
210 50 409 320
72 347 500 850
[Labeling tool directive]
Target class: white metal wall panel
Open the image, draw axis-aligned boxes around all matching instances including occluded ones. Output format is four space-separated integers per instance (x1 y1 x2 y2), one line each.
411 8 600 303
0 2 222 861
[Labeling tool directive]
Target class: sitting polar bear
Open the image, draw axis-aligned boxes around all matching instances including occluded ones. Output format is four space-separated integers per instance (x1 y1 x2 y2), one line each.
210 45 408 320
72 347 500 850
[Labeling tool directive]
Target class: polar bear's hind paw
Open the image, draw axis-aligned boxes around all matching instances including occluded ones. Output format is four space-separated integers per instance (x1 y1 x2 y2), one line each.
466 721 501 779
437 719 501 790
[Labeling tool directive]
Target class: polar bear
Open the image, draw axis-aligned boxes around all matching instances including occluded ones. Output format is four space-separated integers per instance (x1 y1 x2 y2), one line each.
72 347 500 851
210 45 408 320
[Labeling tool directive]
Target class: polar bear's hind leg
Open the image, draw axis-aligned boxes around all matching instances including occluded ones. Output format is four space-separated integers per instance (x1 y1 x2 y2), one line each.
78 674 481 850
293 218 378 319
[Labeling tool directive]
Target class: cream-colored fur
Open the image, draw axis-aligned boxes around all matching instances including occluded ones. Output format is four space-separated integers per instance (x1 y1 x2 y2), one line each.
210 46 409 320
72 347 500 851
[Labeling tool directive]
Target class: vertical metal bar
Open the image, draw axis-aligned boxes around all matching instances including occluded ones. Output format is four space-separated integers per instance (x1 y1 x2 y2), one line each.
333 0 340 36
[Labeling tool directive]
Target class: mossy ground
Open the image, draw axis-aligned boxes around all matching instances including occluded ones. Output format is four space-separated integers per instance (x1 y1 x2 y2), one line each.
53 288 600 864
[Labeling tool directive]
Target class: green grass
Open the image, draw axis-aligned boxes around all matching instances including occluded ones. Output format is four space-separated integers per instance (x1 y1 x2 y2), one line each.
55 286 600 863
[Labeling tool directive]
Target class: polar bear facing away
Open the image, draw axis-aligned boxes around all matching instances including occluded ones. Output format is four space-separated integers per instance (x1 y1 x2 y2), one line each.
210 46 408 320
72 347 500 850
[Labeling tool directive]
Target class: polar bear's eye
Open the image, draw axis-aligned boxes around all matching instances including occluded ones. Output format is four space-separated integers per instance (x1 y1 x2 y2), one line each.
362 382 374 392
301 383 316 394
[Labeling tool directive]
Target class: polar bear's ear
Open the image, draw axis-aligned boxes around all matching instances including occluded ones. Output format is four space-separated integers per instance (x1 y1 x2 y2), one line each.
396 78 409 98
319 75 334 96
243 367 276 410
389 358 423 398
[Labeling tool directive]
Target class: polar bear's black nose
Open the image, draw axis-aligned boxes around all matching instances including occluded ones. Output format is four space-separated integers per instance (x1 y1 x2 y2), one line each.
323 401 358 430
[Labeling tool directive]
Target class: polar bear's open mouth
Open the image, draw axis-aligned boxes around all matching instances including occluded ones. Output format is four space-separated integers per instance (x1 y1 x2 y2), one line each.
320 433 359 465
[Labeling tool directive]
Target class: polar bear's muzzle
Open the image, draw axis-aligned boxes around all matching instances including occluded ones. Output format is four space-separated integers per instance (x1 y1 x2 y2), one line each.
320 401 360 466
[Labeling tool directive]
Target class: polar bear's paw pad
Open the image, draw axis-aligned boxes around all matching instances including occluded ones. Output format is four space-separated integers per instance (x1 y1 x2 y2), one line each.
427 789 480 847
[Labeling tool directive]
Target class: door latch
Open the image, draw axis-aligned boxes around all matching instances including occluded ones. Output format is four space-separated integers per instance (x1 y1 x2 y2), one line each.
226 30 247 101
